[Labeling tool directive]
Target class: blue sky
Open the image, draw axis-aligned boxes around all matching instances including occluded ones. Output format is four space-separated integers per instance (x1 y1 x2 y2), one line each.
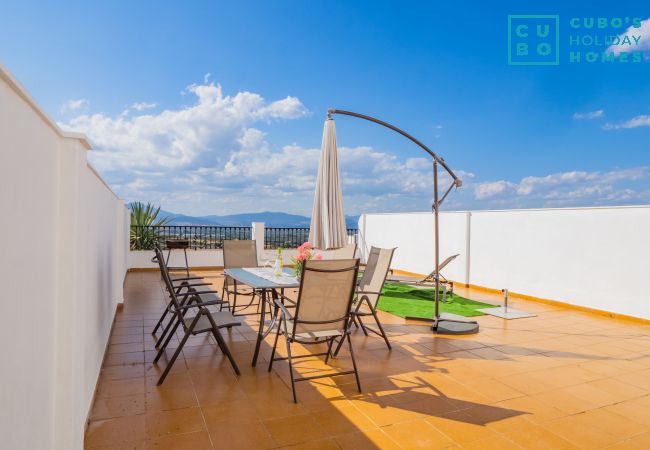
1 1 649 215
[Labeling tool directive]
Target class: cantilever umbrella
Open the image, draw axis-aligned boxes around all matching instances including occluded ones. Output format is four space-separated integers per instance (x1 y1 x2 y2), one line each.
308 118 348 250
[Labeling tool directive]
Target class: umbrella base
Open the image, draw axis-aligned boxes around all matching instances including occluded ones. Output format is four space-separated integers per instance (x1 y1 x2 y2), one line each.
405 313 480 335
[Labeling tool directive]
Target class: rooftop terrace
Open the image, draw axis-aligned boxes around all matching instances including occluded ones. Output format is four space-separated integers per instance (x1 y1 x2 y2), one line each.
85 269 650 449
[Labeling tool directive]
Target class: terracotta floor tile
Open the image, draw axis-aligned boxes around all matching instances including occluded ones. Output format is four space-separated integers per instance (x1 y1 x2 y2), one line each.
90 394 145 420
382 419 454 448
100 363 145 381
96 378 145 398
501 420 579 449
334 428 401 450
544 408 648 449
145 386 198 412
605 432 650 450
85 415 146 447
108 342 144 354
459 434 521 450
206 418 276 449
425 409 498 444
311 404 376 436
145 430 213 449
263 413 328 446
145 407 205 438
278 437 340 450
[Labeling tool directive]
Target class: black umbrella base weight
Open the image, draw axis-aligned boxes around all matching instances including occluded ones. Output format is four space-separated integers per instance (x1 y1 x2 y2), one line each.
405 312 480 335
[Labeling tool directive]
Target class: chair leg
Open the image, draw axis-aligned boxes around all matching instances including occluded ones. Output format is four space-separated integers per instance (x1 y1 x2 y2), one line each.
285 337 298 403
157 293 193 346
369 305 391 350
268 316 282 372
183 248 189 277
154 319 181 362
346 333 362 393
231 281 238 314
325 337 334 364
157 324 193 385
356 315 369 336
211 328 241 376
152 302 171 335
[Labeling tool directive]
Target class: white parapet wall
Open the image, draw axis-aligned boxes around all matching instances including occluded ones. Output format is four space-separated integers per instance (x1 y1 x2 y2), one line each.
359 206 650 320
0 64 129 449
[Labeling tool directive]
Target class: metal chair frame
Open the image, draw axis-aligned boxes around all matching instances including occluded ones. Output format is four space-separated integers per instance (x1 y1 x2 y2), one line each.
267 260 361 403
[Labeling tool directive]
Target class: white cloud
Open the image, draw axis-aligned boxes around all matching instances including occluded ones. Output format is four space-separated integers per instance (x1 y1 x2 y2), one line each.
474 180 514 199
472 167 649 208
130 102 157 111
606 18 650 56
604 115 650 130
61 81 309 172
573 110 604 120
60 98 88 113
59 79 462 215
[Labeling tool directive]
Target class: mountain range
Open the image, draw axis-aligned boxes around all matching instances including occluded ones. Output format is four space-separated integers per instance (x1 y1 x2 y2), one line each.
158 210 360 228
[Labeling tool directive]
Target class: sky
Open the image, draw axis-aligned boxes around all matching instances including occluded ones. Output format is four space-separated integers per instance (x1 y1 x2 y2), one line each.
1 0 649 216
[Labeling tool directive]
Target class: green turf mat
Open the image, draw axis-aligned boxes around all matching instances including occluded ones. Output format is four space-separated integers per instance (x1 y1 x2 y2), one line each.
377 282 497 318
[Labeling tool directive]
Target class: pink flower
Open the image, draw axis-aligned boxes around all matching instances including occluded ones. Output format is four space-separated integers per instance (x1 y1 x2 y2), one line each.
296 254 306 262
302 242 313 250
315 254 323 260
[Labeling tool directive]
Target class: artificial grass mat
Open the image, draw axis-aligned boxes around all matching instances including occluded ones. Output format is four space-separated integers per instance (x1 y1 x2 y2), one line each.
377 282 497 318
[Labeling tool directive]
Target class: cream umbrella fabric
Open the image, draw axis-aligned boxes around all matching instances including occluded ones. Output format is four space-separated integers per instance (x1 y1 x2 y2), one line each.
309 119 347 249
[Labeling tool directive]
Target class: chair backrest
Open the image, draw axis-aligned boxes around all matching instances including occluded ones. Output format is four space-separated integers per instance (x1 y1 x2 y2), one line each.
325 243 357 260
223 240 258 269
357 246 396 309
438 253 460 272
292 259 359 337
153 247 182 304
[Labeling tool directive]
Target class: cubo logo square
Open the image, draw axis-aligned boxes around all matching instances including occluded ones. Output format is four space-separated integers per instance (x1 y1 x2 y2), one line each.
508 15 560 65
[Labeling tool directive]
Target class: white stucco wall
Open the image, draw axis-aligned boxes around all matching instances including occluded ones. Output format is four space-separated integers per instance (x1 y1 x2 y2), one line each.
0 64 129 449
359 206 650 320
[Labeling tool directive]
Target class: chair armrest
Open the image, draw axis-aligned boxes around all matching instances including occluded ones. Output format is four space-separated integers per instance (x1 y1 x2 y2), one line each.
174 282 212 289
276 293 297 306
172 276 204 282
177 299 224 311
356 290 382 296
273 297 294 320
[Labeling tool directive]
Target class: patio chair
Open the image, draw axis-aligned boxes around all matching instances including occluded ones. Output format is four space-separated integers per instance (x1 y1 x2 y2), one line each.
386 253 459 294
334 246 396 355
150 246 219 342
153 253 241 385
222 240 261 314
268 259 361 403
325 243 357 259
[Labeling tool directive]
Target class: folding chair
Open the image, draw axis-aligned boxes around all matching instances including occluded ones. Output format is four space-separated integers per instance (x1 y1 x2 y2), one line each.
268 259 361 403
334 247 396 355
386 253 459 294
222 240 261 315
153 253 241 385
150 246 220 344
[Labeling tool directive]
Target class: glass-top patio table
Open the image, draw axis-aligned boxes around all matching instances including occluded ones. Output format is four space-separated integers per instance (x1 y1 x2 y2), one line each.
224 267 299 366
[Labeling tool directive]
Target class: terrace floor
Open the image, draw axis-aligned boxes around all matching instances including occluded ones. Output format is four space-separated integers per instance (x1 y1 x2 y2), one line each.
85 270 650 449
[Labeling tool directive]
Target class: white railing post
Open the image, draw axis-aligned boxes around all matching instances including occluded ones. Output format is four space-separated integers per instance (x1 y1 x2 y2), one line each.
252 222 265 262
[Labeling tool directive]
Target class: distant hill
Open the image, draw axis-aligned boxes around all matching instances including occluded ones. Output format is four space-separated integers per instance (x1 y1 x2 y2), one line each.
157 210 359 228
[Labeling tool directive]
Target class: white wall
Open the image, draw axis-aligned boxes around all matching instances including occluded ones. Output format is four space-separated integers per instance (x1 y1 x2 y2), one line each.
359 206 650 320
0 64 129 449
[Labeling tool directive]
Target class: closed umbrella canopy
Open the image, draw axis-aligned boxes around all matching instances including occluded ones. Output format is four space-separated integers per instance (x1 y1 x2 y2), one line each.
309 119 347 250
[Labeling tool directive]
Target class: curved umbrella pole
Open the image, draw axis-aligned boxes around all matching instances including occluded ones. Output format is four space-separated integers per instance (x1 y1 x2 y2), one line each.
327 108 478 334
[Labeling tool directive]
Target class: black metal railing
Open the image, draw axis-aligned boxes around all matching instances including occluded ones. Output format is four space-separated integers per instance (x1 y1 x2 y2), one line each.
264 227 359 249
130 225 358 250
130 225 252 250
264 227 310 249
